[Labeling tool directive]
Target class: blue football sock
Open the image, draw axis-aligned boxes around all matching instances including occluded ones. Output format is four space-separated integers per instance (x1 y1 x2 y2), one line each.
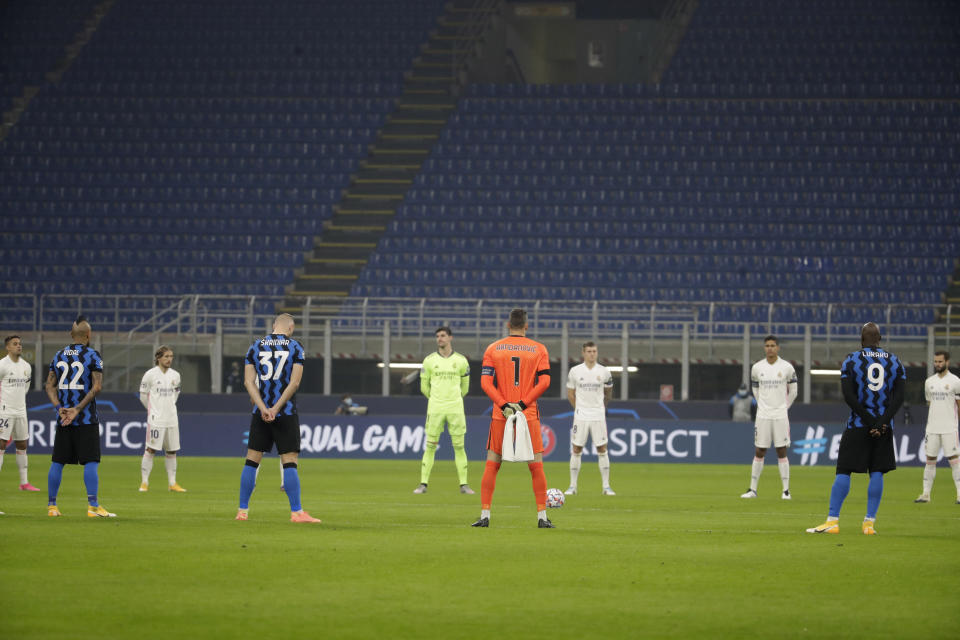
83 462 99 506
866 471 884 519
47 462 64 505
282 465 302 512
828 473 851 518
239 461 258 509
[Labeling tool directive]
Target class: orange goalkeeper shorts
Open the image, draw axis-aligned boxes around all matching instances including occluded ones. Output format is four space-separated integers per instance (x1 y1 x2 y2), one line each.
486 416 544 456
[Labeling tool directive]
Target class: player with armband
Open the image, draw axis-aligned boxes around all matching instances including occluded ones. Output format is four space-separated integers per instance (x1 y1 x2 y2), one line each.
472 308 554 529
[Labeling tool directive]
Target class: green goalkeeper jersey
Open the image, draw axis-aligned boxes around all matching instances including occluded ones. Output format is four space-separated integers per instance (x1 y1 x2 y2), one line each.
421 351 470 414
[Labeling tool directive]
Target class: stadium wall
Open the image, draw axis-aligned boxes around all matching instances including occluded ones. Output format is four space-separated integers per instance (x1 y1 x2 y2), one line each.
20 393 935 467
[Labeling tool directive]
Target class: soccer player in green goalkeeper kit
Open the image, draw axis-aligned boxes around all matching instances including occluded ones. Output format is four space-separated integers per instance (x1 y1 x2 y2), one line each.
413 326 473 495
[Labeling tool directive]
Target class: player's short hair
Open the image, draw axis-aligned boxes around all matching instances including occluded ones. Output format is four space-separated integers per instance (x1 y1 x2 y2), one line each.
4 335 20 346
582 341 597 350
273 312 295 331
71 315 91 340
435 326 452 336
508 308 527 329
860 322 881 347
763 335 778 345
934 350 950 361
154 345 173 365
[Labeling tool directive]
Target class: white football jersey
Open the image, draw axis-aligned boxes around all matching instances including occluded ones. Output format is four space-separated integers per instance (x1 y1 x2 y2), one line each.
0 355 31 417
750 357 797 420
139 366 181 428
924 371 960 434
567 363 613 421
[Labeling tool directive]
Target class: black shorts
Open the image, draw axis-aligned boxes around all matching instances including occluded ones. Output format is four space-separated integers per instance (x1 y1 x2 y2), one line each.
52 424 101 465
248 413 301 455
836 425 896 475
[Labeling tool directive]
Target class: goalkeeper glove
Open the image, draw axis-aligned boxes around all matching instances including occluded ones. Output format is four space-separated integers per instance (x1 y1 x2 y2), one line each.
500 401 525 417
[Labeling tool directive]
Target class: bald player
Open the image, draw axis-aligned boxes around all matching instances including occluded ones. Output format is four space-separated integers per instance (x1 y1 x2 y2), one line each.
44 316 115 517
236 313 320 523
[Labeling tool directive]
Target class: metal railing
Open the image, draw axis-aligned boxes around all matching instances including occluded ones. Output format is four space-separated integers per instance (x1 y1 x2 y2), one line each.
449 0 503 90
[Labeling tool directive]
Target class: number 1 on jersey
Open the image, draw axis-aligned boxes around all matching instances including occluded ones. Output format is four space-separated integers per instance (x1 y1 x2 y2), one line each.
511 356 520 386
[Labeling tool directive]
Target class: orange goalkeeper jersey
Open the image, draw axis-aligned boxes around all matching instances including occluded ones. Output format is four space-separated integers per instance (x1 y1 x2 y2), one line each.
481 335 551 420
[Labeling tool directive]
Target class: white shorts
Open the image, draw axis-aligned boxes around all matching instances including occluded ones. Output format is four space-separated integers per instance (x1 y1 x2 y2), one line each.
754 417 790 449
924 432 960 459
146 425 181 453
571 419 608 449
0 415 28 442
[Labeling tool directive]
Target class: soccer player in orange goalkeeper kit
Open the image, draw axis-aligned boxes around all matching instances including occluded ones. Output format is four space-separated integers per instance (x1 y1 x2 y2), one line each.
472 308 554 528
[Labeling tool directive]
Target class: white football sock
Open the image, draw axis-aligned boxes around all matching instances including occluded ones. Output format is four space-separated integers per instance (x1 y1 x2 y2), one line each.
569 452 581 488
750 457 764 492
481 509 490 519
0 449 4 472
165 455 177 485
538 509 547 521
16 450 28 484
950 459 960 497
778 457 789 492
598 452 611 488
141 451 154 484
922 463 936 496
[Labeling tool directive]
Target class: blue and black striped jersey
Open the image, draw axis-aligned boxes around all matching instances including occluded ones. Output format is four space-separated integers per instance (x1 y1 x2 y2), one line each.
49 344 103 426
245 334 305 416
840 346 905 429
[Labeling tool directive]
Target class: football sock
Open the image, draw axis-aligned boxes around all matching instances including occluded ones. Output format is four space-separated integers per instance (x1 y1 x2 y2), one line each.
83 462 99 507
47 462 64 504
282 463 301 512
538 509 547 521
0 449 4 472
141 451 154 484
17 449 28 485
950 458 960 496
777 457 789 492
828 473 851 518
866 471 884 520
239 459 259 509
165 455 177 486
420 440 438 484
480 460 500 510
750 457 764 492
598 452 611 488
569 451 581 488
480 509 490 519
922 463 936 496
528 461 547 511
451 435 469 485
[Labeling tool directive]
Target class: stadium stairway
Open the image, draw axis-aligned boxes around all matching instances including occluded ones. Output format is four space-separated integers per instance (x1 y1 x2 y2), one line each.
281 0 501 313
0 0 111 142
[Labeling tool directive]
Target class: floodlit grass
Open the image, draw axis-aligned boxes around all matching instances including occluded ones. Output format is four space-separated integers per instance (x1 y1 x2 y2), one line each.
2 456 958 639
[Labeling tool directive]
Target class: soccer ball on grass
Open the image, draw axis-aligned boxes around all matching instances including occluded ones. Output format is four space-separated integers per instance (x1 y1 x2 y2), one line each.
545 487 565 508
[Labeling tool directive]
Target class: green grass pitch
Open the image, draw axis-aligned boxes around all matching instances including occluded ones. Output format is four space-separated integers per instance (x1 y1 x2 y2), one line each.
2 456 958 639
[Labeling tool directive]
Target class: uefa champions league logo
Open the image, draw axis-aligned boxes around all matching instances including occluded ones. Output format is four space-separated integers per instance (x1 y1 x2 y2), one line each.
540 423 556 458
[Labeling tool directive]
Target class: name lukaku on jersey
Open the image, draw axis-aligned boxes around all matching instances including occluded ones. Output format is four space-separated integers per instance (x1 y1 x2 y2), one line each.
862 351 889 359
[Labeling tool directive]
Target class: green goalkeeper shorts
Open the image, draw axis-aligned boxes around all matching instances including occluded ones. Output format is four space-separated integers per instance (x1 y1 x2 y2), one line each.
424 412 467 440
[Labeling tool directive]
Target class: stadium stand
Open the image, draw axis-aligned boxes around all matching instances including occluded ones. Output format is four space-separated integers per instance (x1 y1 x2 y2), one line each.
353 0 960 333
0 0 446 328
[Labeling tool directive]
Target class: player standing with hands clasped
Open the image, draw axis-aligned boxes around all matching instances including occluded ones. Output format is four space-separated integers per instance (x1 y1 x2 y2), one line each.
807 322 905 535
914 350 960 504
741 335 797 500
414 326 472 495
236 313 320 523
565 341 614 496
139 346 186 492
473 308 553 528
44 316 115 517
0 335 40 492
